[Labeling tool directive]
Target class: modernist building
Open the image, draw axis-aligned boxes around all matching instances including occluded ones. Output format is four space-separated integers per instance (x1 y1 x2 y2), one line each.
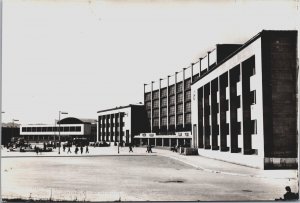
20 117 97 143
97 104 149 146
139 41 242 147
191 30 298 169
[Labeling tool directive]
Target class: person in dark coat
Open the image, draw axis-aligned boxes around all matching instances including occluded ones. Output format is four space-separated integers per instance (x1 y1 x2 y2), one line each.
80 146 83 154
129 144 133 153
67 146 71 154
75 146 78 154
86 146 89 154
283 186 298 200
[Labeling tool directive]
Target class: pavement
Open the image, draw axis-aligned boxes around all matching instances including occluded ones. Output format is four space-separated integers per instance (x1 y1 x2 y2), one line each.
1 145 298 180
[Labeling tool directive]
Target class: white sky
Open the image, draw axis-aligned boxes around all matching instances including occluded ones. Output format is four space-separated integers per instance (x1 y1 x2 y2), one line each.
2 0 299 124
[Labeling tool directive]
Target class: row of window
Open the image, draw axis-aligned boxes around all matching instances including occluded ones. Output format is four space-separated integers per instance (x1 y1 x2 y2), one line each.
152 113 192 126
22 126 81 133
99 122 124 128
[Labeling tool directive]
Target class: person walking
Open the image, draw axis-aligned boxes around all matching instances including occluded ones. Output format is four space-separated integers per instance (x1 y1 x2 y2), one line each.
75 146 78 154
80 146 83 154
129 144 133 153
86 146 89 154
63 145 66 152
67 146 71 154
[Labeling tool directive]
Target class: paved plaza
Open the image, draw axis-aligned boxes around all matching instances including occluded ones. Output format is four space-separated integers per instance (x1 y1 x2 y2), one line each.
1 146 298 201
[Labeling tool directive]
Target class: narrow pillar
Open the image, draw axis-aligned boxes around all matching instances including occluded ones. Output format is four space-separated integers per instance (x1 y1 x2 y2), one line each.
169 138 171 147
151 81 154 133
167 76 170 132
159 78 162 130
175 72 178 131
162 138 164 147
183 68 186 129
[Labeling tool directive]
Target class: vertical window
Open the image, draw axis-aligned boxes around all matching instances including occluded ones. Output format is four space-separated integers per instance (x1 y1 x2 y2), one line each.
177 93 183 103
153 118 159 126
177 114 183 124
177 82 183 92
177 104 183 114
185 113 191 124
185 102 191 112
161 117 167 126
185 90 191 101
161 98 167 107
169 116 175 125
169 95 175 105
169 106 175 115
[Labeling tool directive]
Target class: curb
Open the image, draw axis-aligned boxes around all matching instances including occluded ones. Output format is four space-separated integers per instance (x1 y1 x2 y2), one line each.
158 154 297 180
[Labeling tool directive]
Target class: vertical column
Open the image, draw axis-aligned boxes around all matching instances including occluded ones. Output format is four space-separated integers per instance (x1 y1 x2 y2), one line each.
198 87 204 148
167 76 170 132
207 51 210 70
219 73 229 151
169 138 171 147
162 138 164 147
97 116 100 142
183 68 186 129
114 113 118 143
191 63 194 82
110 114 114 143
199 58 203 76
175 72 178 131
229 65 241 153
151 81 154 133
118 112 121 143
204 83 211 149
211 78 219 150
159 78 162 130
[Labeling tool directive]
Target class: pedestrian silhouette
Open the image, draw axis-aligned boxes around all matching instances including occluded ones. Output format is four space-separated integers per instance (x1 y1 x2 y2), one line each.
80 146 83 154
129 145 133 153
63 145 66 152
86 146 89 153
67 146 71 154
75 146 78 154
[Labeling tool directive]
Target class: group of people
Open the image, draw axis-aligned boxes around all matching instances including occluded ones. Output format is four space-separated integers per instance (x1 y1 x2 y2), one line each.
63 145 89 154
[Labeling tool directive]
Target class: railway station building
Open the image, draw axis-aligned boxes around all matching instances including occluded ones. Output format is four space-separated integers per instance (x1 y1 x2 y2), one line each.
20 117 97 143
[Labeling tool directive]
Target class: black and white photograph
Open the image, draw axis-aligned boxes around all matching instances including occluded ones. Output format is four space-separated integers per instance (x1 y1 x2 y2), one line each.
1 0 299 202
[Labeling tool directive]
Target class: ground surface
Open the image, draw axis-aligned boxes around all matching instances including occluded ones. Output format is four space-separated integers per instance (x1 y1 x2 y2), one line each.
1 146 298 201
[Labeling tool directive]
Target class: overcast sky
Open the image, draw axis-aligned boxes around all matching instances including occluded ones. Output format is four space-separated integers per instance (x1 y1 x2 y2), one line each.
2 0 299 124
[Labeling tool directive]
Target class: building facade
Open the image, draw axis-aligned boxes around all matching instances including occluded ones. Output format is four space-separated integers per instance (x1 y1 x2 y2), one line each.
20 117 97 143
191 30 298 169
97 104 149 146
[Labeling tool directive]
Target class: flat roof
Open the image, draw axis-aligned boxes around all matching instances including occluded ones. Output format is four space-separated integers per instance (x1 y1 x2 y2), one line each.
97 104 143 114
192 30 297 85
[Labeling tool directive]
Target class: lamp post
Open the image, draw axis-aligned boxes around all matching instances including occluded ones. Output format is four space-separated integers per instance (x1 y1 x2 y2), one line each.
58 111 68 154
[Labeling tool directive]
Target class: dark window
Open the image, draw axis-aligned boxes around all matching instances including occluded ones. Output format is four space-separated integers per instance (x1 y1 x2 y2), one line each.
70 126 75 132
153 109 159 117
177 93 183 103
177 104 183 114
22 127 26 132
169 85 175 95
145 92 151 101
185 90 191 101
185 102 191 112
184 79 191 90
161 117 167 126
32 127 37 132
177 82 183 93
169 106 175 115
153 100 159 108
161 97 167 107
75 126 81 132
161 107 167 117
177 114 183 124
37 127 41 132
251 120 257 134
42 127 47 132
161 88 167 97
153 91 159 99
169 95 175 105
47 127 53 132
169 116 175 125
153 118 159 126
185 113 191 124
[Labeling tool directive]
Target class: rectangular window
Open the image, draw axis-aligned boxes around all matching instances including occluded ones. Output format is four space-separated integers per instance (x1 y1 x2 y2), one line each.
161 98 167 107
64 126 70 132
75 126 81 132
53 127 58 132
177 93 183 103
153 118 159 126
70 126 75 132
185 90 191 101
185 113 191 124
153 109 159 117
184 79 191 90
153 91 159 99
22 127 26 132
177 104 183 114
161 107 167 116
169 106 175 115
169 85 175 95
177 82 183 93
251 120 257 134
185 102 191 112
32 127 37 132
37 127 41 132
145 92 151 101
161 88 167 97
161 117 167 126
169 95 175 105
47 127 53 132
153 100 159 108
169 116 175 125
250 90 256 105
147 110 151 118
146 101 151 109
177 114 183 124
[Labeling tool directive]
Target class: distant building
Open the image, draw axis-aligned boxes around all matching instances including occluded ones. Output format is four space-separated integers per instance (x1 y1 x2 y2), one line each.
1 123 21 146
97 104 149 146
20 117 97 143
